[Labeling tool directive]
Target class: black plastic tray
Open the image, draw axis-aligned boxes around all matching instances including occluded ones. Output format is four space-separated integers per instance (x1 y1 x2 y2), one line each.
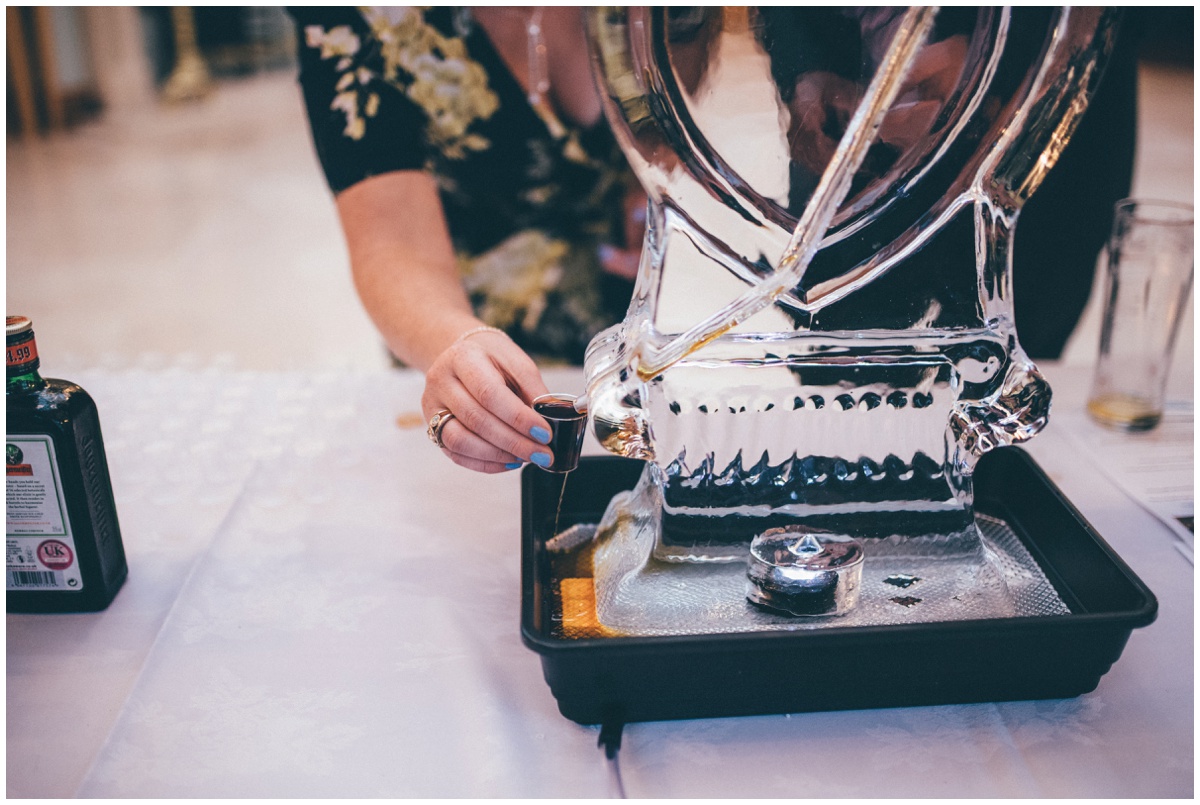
521 448 1157 725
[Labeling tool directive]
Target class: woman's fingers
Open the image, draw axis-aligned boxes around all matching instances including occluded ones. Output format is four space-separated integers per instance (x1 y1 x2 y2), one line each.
426 395 534 473
445 368 555 468
423 334 556 470
622 186 649 252
597 184 647 281
441 448 519 474
437 418 523 465
879 99 940 151
490 338 551 405
458 341 555 445
599 244 640 280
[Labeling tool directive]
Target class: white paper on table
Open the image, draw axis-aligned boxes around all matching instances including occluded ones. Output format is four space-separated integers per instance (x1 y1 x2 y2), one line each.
1056 401 1194 562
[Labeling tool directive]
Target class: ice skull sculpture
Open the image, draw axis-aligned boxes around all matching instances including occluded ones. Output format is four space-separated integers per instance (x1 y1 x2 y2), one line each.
581 7 1120 562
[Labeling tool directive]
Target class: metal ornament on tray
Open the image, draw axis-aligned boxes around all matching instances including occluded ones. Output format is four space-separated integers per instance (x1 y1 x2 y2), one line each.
746 528 865 617
574 7 1122 626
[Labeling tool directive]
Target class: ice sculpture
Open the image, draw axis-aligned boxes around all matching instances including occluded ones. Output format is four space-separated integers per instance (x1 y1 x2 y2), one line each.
582 7 1121 563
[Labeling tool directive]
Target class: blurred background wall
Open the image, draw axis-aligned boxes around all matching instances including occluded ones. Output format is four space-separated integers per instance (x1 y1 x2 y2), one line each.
5 7 1195 374
8 7 295 134
7 6 383 371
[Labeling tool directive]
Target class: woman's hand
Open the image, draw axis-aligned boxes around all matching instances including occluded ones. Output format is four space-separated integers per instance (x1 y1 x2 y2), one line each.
421 328 555 473
598 184 648 281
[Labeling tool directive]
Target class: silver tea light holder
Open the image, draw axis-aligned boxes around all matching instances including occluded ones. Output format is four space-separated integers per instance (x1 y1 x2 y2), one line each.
747 527 865 617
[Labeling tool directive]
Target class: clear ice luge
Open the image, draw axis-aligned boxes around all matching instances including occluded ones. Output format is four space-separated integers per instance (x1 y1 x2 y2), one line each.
582 7 1121 562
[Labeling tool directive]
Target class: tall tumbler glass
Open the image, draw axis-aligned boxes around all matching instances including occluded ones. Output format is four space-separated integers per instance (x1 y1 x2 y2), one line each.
1087 199 1194 431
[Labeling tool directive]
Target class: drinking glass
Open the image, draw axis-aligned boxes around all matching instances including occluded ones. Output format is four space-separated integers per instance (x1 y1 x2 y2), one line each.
532 393 587 473
1087 199 1194 431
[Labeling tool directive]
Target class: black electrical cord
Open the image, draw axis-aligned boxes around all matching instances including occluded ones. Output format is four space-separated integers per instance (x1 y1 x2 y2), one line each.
598 721 627 798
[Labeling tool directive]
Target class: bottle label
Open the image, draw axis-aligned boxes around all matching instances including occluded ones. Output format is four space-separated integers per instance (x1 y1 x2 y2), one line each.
6 435 84 591
6 337 38 369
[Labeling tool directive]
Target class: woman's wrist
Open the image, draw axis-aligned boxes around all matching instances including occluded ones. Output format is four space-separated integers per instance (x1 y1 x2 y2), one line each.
451 325 508 348
405 317 506 372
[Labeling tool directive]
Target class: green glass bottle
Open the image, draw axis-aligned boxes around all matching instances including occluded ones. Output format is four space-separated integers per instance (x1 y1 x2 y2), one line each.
6 316 127 612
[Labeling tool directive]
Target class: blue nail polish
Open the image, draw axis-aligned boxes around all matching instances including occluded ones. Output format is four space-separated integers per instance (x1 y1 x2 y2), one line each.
530 426 551 444
505 462 523 470
531 452 552 468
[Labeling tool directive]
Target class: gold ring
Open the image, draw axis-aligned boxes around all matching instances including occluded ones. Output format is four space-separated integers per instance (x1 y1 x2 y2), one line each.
426 409 455 449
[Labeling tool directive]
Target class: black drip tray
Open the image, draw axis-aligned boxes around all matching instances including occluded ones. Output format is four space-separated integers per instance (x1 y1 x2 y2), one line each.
520 448 1157 725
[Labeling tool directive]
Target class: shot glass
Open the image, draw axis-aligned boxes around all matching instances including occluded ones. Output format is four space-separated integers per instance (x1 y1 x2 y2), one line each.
1087 199 1193 432
531 393 588 473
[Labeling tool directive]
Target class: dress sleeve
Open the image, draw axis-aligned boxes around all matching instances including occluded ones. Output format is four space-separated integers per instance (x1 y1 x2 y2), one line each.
288 7 432 194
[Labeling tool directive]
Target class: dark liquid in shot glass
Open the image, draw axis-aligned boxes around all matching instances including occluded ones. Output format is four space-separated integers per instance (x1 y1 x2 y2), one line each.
533 397 587 474
534 394 587 537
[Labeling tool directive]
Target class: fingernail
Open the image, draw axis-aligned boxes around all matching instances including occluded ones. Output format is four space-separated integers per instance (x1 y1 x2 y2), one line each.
531 452 552 468
505 462 523 470
597 243 617 263
530 426 551 444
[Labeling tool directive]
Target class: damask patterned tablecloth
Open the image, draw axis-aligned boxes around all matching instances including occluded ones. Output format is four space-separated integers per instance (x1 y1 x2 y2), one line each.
6 365 1193 798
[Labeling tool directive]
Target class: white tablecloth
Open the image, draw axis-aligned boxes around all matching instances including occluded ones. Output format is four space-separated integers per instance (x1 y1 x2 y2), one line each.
6 365 1192 797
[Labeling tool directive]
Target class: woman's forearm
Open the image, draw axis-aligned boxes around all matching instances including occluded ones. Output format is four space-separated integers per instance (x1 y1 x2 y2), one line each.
336 171 483 371
334 169 554 474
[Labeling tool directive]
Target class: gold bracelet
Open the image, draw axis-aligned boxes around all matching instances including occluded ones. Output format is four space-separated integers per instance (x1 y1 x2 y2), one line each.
452 325 507 347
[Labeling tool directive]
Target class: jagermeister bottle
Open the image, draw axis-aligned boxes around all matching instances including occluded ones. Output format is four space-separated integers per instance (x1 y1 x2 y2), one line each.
6 316 127 612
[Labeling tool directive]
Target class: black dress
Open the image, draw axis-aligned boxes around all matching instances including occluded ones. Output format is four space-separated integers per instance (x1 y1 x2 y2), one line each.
289 7 636 364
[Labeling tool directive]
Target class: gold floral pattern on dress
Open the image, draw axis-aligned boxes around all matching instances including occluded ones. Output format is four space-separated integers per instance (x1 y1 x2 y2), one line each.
459 231 570 333
304 24 374 139
304 8 499 158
